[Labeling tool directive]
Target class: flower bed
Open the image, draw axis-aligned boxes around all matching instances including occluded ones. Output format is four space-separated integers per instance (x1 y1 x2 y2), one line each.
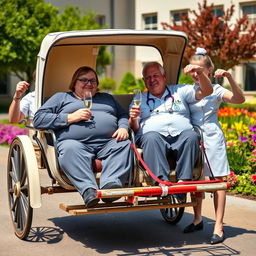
219 107 256 196
0 122 28 146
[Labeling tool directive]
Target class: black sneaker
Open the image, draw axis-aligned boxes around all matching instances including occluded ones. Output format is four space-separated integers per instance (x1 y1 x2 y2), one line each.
83 188 99 208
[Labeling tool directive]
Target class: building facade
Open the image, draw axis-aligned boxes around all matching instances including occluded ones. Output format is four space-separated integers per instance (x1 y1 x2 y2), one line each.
135 0 256 98
42 0 256 95
2 0 255 101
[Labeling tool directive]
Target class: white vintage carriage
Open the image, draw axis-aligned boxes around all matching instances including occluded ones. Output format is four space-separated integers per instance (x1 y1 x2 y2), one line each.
7 29 229 240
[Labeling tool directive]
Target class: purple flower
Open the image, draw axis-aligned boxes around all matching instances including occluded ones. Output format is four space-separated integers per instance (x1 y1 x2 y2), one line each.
0 124 28 145
249 125 256 132
238 136 248 142
252 134 256 142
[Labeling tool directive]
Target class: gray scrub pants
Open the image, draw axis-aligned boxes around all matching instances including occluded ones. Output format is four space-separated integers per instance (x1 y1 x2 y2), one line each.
136 130 200 181
57 138 132 196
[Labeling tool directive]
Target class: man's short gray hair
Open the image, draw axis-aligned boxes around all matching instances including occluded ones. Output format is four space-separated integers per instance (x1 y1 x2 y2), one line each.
142 62 165 77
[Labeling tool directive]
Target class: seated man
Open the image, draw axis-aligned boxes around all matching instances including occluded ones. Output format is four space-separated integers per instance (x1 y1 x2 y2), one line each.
129 62 212 189
33 66 132 208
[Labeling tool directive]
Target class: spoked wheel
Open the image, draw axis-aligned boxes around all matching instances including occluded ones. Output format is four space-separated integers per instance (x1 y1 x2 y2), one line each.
160 195 185 224
7 137 33 239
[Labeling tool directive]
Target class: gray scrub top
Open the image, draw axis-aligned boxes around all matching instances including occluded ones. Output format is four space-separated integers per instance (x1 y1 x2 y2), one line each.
33 92 129 145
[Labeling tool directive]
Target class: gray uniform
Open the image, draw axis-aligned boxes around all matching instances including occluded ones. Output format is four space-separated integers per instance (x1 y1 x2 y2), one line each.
189 84 230 177
33 92 132 196
131 84 200 181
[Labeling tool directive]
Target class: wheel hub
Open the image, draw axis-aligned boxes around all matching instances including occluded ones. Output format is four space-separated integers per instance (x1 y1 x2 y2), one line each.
14 182 21 197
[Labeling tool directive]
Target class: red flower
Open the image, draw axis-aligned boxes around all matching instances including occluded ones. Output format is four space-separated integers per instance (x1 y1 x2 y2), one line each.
227 171 238 187
251 174 256 184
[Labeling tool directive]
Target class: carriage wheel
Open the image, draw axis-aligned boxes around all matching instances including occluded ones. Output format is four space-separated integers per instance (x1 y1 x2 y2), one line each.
160 195 185 224
7 137 33 239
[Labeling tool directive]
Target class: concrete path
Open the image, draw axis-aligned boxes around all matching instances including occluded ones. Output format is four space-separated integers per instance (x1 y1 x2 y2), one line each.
0 145 256 256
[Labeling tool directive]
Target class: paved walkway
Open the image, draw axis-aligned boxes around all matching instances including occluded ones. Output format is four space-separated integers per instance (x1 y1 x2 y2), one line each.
0 113 8 120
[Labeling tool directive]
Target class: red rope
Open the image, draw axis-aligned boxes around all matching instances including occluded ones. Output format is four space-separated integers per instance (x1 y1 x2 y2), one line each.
131 143 221 186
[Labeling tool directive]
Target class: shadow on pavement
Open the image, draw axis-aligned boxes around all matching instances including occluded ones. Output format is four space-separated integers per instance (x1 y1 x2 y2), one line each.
25 226 64 243
45 210 254 255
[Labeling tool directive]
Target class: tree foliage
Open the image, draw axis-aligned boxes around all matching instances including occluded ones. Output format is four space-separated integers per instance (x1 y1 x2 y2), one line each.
114 72 145 94
99 77 116 92
161 0 256 70
0 0 110 82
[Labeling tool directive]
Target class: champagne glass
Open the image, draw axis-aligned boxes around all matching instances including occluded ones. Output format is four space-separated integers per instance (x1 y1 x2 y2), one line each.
83 90 92 110
133 89 142 107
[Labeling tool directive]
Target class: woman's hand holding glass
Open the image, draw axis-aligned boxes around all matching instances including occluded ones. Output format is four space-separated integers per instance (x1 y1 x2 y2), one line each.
67 109 92 124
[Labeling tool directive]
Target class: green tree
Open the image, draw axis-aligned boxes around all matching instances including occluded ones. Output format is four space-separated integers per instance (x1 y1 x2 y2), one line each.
178 73 194 85
99 77 116 92
114 72 145 94
0 0 110 82
162 0 256 70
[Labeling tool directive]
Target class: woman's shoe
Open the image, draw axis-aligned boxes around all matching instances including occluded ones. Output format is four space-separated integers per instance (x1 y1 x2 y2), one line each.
210 232 225 244
183 220 203 233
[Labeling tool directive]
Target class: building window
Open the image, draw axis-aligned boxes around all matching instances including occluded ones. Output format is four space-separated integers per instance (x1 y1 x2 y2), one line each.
241 4 256 28
244 63 256 91
0 73 8 94
95 15 106 27
143 14 158 30
212 6 223 17
170 10 188 25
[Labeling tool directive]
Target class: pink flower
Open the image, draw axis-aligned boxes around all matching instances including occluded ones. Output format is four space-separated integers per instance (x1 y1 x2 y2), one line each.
227 171 238 187
251 174 256 184
0 124 28 145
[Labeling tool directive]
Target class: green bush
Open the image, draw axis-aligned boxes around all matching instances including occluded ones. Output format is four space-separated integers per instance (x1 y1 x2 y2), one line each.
220 102 256 111
99 77 116 92
114 72 145 94
230 173 256 196
0 101 9 113
178 73 194 84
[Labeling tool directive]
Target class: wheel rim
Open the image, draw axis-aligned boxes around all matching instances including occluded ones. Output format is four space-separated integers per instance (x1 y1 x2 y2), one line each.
7 139 33 239
160 195 184 224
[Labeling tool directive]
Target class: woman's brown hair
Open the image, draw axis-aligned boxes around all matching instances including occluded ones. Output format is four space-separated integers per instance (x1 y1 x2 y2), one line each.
69 66 99 92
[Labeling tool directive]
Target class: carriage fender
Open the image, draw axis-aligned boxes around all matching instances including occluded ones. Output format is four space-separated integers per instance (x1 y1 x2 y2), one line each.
18 135 42 208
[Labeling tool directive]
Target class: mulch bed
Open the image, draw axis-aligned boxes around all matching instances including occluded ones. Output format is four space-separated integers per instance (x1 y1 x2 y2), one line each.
227 192 256 201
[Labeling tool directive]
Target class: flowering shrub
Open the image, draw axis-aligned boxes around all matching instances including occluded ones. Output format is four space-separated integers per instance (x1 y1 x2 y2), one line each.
219 106 256 196
230 173 256 196
251 174 256 184
227 171 238 188
0 123 28 145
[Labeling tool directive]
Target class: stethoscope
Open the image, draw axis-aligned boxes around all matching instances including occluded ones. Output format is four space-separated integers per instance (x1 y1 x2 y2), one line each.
146 86 174 113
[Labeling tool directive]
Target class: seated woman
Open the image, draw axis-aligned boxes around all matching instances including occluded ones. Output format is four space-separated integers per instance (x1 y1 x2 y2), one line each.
33 66 132 208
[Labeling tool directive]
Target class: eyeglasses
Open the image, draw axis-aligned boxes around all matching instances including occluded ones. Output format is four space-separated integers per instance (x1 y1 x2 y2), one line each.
77 78 97 85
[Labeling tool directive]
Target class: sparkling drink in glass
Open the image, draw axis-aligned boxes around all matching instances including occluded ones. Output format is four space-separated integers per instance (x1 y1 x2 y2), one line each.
83 90 92 110
133 89 142 107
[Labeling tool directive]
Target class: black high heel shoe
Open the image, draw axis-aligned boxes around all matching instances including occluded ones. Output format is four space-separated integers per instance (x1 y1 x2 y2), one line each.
210 232 225 244
183 220 203 233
